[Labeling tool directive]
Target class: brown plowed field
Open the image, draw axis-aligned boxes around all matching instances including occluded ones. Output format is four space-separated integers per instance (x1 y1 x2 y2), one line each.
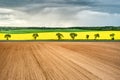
0 42 120 80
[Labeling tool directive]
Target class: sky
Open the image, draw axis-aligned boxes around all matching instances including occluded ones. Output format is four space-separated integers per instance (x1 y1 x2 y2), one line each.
0 0 120 27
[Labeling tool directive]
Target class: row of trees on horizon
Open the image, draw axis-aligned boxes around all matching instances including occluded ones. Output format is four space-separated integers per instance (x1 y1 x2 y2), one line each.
56 33 115 40
4 33 115 40
0 26 120 31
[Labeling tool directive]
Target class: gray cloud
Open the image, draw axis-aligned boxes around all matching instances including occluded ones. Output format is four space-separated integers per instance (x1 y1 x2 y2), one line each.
0 0 120 27
0 0 120 14
0 0 94 7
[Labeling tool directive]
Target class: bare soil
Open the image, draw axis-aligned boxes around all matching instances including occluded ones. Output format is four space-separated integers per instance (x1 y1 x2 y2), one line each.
0 42 120 80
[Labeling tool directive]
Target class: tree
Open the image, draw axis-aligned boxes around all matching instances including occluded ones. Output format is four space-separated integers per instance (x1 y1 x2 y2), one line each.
4 34 11 40
32 33 39 40
94 33 100 40
110 33 115 40
86 34 89 40
70 33 77 40
56 33 64 40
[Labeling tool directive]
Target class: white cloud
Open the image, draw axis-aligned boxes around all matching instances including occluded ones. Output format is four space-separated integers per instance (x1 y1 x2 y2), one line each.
0 8 31 27
76 10 120 26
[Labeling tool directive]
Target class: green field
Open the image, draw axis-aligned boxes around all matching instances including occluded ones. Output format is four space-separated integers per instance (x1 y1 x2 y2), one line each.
0 29 95 34
0 26 120 34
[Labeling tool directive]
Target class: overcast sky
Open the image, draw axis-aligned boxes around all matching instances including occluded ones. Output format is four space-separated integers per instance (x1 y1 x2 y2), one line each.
0 0 120 27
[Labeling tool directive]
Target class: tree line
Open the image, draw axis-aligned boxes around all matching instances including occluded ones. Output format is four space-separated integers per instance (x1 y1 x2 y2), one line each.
55 33 115 40
0 26 120 31
4 33 115 40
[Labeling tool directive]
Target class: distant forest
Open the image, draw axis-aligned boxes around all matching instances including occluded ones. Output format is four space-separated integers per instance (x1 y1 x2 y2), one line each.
0 26 120 31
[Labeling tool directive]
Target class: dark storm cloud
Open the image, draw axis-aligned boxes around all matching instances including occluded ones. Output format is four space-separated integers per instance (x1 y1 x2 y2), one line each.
0 0 120 13
0 0 95 7
0 0 119 13
64 0 95 6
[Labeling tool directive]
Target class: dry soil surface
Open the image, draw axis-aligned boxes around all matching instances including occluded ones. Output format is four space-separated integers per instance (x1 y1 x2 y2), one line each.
0 42 120 80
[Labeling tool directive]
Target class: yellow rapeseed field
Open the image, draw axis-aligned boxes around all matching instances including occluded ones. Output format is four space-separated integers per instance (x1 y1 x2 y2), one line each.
0 31 120 40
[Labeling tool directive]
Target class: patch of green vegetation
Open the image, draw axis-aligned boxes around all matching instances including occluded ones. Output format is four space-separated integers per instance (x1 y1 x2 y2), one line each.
0 26 120 34
0 29 94 34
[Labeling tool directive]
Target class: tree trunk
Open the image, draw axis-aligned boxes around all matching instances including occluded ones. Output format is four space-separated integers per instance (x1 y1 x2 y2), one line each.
72 38 75 40
34 37 36 40
112 37 114 40
7 37 9 40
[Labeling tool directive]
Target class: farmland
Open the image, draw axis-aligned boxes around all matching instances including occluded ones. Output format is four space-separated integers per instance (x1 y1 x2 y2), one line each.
0 27 120 40
0 42 120 80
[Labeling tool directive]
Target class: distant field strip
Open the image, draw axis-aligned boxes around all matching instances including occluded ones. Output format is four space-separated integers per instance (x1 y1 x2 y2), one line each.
0 29 92 34
0 31 120 40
